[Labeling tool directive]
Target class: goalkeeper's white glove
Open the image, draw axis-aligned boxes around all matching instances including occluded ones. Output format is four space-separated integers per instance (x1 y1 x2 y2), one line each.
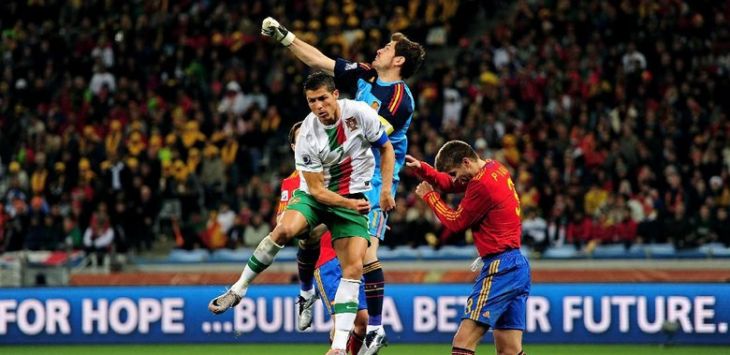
261 17 295 47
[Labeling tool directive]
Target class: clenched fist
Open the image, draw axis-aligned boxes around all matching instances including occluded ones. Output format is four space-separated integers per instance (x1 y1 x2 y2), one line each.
261 17 295 46
415 181 434 198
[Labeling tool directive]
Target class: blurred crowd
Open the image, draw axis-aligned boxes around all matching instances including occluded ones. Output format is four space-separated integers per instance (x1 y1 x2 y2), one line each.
0 0 728 261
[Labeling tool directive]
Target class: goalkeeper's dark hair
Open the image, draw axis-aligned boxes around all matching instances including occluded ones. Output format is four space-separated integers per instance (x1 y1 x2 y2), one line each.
435 140 479 172
288 121 303 146
391 32 425 79
303 71 336 94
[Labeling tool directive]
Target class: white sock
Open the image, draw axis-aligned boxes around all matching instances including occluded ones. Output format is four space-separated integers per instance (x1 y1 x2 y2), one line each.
231 235 283 296
331 278 360 349
300 287 315 299
367 324 383 334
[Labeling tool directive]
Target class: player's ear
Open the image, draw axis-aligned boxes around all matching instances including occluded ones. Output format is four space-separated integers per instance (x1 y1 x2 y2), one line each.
393 55 405 68
332 89 340 99
462 157 471 167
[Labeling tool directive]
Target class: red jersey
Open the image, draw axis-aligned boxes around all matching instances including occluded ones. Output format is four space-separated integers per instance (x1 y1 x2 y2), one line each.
416 159 522 257
277 171 301 216
278 171 336 268
315 231 336 268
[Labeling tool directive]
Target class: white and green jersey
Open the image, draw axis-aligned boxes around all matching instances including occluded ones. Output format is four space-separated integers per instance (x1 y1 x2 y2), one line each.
295 99 387 195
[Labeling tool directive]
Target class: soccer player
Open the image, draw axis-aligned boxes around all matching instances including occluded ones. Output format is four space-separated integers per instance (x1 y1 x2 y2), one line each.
280 122 369 354
405 141 530 355
261 17 425 351
209 72 395 355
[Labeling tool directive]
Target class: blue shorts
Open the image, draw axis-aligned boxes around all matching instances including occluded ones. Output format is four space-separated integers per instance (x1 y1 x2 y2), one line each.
313 258 367 315
364 180 399 240
462 249 531 330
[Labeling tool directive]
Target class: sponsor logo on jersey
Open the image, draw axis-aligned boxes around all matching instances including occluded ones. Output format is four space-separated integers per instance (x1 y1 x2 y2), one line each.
302 154 311 165
345 62 357 70
280 190 289 201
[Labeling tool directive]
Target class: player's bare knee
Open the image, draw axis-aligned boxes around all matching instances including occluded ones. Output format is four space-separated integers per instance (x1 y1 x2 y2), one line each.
269 231 289 245
273 225 299 243
451 331 473 349
340 263 363 280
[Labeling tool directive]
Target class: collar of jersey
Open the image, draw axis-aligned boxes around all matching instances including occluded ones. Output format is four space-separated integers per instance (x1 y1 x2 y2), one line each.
376 77 404 86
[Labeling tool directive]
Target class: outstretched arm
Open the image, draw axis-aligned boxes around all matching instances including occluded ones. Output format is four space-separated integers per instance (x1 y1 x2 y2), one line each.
261 17 335 75
288 38 336 75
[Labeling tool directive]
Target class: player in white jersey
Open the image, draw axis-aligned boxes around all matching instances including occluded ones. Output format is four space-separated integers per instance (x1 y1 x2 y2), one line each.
295 99 381 195
209 72 395 355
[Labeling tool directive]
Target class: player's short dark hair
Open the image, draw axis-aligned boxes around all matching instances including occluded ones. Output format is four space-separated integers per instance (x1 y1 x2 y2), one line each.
391 32 425 79
303 71 336 94
435 140 479 172
289 121 302 145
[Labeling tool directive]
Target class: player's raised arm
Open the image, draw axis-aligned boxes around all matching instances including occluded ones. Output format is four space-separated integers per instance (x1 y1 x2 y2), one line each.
261 17 335 75
405 154 468 193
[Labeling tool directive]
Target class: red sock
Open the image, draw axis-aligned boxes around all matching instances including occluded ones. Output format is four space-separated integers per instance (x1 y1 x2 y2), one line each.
348 332 365 354
452 346 475 355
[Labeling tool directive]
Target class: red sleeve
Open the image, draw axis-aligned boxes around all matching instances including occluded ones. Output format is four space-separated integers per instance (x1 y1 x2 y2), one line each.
422 181 491 233
416 162 468 193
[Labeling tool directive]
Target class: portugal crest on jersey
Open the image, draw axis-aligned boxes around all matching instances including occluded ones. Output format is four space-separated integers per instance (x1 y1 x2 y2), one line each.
344 116 358 131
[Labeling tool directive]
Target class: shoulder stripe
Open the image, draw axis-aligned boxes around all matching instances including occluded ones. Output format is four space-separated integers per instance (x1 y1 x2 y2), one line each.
388 83 404 113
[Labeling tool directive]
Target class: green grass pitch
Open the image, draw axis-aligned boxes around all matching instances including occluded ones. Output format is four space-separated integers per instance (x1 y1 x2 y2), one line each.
1 344 728 355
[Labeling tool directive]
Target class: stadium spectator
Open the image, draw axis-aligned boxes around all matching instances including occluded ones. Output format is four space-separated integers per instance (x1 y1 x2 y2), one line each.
664 203 694 249
83 203 114 266
614 208 639 248
200 210 227 250
522 207 548 253
714 208 730 247
687 204 717 248
566 210 592 250
243 212 270 248
216 201 236 235
217 81 251 116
